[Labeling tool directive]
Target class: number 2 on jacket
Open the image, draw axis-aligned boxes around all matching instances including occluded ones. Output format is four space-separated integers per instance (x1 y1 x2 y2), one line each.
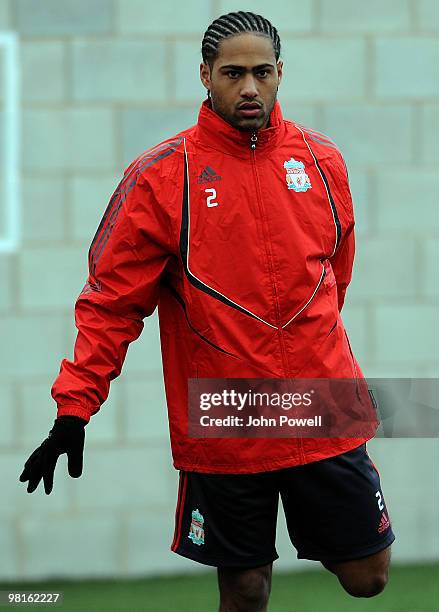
205 188 219 207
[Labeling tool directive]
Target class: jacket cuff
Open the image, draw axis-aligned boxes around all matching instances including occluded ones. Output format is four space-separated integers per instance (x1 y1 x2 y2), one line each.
57 404 92 423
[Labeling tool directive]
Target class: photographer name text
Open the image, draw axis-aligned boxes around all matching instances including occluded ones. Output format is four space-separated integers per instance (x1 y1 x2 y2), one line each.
199 414 322 427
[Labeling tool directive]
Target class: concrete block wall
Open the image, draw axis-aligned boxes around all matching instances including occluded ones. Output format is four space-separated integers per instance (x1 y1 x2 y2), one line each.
0 0 438 581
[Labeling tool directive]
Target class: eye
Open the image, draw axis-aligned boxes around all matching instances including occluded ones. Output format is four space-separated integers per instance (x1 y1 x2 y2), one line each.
257 70 268 78
227 70 241 79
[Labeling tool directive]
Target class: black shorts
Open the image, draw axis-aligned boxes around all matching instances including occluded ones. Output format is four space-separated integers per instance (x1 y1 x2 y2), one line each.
171 443 395 568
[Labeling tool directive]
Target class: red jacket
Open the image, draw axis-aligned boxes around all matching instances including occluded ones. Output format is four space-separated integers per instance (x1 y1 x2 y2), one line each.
51 99 374 473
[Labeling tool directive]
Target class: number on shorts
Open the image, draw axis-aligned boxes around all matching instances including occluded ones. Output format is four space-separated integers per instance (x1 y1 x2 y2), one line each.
375 490 384 510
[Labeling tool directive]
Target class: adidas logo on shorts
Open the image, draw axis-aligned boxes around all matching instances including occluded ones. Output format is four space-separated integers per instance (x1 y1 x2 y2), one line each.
378 511 390 533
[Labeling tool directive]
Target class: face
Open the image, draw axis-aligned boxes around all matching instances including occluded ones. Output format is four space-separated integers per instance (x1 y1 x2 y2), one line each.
200 33 283 132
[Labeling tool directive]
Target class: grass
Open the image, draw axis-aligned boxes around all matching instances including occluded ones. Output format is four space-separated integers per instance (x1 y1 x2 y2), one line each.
1 563 437 611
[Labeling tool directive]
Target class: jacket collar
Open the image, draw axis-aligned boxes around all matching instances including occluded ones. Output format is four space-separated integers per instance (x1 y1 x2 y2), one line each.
195 98 285 158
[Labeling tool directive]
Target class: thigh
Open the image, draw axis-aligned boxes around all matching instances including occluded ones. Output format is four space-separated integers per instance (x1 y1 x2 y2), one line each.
279 443 396 563
322 544 392 598
171 470 280 568
323 543 391 577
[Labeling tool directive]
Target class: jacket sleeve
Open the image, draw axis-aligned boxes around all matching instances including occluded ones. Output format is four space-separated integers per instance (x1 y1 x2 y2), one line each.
51 163 173 423
330 223 355 313
329 153 356 313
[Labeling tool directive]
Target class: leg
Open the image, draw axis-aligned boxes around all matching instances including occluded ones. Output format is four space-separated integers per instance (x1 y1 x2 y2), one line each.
217 562 273 612
322 544 392 598
280 443 395 599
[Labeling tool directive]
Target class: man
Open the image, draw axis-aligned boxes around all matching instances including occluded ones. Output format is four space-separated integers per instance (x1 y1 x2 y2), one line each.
19 11 395 611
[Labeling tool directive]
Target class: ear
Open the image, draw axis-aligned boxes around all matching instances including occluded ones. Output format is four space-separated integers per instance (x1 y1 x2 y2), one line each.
276 60 283 86
200 62 212 92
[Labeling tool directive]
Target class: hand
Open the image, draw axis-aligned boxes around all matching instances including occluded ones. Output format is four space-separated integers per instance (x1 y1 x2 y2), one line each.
19 415 87 495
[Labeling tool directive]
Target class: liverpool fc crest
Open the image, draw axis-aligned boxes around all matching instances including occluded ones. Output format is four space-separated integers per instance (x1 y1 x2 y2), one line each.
188 509 205 546
284 158 312 192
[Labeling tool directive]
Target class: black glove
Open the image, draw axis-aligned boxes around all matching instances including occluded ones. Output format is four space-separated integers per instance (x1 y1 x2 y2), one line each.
19 415 87 495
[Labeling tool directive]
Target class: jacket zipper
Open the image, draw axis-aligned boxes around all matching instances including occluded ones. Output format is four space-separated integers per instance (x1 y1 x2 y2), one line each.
250 132 290 377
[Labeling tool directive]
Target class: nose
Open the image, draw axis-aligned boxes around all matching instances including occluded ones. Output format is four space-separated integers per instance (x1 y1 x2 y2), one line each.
240 73 258 98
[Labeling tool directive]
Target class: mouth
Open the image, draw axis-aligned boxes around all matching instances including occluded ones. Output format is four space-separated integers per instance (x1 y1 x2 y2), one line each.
236 102 263 118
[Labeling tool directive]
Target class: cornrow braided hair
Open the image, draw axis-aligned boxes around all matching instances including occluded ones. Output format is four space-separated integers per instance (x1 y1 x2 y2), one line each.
202 11 281 70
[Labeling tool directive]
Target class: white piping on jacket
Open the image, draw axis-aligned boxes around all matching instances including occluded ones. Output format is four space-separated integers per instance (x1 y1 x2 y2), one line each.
294 125 339 258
